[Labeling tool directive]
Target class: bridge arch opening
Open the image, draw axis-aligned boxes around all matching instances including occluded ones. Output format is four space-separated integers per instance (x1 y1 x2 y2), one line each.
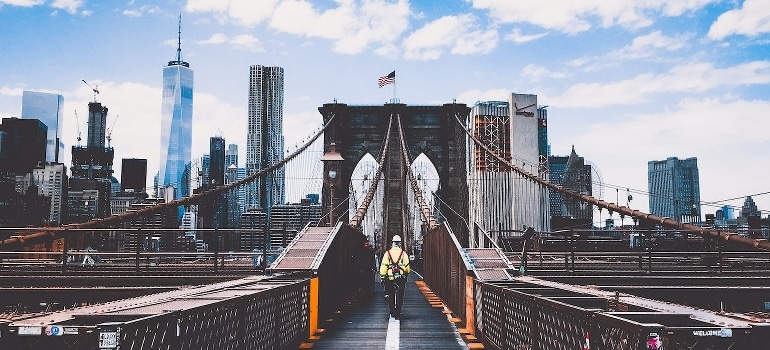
408 152 440 258
349 153 384 247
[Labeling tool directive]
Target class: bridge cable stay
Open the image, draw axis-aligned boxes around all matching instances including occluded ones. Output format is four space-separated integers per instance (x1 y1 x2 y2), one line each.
348 114 394 229
396 114 439 230
0 113 338 250
451 112 770 251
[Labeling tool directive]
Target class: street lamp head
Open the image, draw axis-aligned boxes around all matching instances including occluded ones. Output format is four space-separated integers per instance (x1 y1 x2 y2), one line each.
321 143 344 162
322 143 345 185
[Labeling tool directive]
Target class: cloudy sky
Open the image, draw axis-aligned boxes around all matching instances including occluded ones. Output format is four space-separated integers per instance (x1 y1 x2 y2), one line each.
1 0 768 220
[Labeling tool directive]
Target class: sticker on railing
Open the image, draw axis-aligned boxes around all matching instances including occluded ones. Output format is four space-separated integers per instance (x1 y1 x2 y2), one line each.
99 331 118 349
647 332 663 349
45 325 62 336
18 326 42 335
692 328 732 338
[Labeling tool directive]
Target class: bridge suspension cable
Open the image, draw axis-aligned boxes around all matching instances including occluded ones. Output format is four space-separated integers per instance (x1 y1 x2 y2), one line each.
348 114 393 229
0 113 338 250
396 114 439 230
452 112 770 252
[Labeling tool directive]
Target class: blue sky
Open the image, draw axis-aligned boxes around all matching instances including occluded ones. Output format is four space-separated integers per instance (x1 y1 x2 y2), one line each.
1 0 769 219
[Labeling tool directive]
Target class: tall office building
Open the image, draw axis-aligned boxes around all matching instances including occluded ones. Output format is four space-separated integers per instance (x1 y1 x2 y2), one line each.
225 144 245 228
467 95 547 239
69 101 114 222
158 16 193 201
741 196 761 218
225 143 238 168
246 65 285 210
21 91 64 163
548 146 593 229
200 154 210 188
197 136 228 230
0 117 47 174
648 157 701 222
209 137 225 186
71 102 114 180
121 158 147 194
32 163 67 225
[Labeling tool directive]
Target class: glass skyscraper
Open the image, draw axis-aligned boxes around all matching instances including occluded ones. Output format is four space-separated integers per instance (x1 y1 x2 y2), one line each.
21 91 64 163
246 65 285 210
648 157 701 222
158 18 193 201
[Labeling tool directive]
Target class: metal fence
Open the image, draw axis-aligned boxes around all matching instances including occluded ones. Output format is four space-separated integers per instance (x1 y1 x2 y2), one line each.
0 278 310 350
315 224 371 324
473 280 770 350
423 223 470 322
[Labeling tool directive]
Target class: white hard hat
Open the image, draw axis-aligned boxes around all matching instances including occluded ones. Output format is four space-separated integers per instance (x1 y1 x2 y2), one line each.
392 235 402 242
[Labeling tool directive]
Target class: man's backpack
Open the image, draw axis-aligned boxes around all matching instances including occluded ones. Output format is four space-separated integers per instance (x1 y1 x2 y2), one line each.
387 250 404 277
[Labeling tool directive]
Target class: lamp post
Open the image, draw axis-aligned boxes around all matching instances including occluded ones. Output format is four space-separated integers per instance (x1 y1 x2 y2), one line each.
322 143 344 227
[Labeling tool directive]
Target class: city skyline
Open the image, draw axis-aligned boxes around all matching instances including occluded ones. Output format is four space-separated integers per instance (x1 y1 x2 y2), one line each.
1 1 768 218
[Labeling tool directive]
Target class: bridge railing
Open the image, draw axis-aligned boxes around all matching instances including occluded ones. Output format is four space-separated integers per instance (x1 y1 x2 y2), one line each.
314 224 371 323
473 280 770 350
2 278 310 350
423 222 471 323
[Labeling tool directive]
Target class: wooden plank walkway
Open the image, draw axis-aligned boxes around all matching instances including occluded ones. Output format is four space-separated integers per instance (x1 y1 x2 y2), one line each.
297 276 474 349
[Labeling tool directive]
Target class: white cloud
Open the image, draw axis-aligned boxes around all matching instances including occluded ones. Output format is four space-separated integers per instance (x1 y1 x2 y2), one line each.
708 0 770 40
403 15 497 60
198 33 228 45
0 86 24 97
186 0 276 26
270 0 410 55
123 9 141 17
185 0 235 14
455 88 512 105
556 61 770 108
504 28 547 43
0 0 44 7
51 0 83 14
197 33 263 51
470 0 717 34
122 5 162 17
230 34 263 52
607 30 692 60
522 64 567 82
186 0 410 55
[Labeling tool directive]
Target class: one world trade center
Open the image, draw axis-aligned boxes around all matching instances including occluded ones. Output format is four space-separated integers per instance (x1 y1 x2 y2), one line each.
159 16 193 207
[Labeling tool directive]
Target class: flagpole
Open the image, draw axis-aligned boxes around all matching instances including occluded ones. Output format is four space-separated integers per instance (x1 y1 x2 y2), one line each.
393 79 397 102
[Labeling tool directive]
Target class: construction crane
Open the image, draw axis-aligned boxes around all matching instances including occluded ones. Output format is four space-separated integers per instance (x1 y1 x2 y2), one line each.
106 114 119 148
82 79 99 102
73 110 82 146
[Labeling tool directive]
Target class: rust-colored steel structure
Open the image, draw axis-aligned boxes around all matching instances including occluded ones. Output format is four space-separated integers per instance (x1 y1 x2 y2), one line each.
453 112 770 252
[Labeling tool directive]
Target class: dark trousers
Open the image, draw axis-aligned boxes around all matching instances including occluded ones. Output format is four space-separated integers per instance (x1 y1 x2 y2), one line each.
384 277 407 317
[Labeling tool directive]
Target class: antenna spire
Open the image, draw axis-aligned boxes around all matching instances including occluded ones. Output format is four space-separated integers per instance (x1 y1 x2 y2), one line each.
176 14 182 62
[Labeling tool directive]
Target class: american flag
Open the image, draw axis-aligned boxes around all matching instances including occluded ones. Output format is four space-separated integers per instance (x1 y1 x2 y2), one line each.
378 71 395 88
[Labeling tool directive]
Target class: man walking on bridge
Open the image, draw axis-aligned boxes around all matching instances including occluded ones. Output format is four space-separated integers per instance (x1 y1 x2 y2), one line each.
379 235 410 318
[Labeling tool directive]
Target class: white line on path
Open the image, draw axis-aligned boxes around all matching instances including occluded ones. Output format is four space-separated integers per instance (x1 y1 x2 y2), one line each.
385 315 400 350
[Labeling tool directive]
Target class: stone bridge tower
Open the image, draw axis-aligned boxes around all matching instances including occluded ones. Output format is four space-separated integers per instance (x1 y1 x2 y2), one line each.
318 102 471 251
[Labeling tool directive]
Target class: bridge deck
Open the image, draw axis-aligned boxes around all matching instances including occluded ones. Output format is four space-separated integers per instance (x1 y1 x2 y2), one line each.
300 276 471 349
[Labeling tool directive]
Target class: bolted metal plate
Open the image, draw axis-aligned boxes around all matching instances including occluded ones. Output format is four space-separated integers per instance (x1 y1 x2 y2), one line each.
297 233 331 241
291 241 325 249
283 248 323 258
474 269 511 281
473 260 510 268
272 257 317 270
466 248 504 259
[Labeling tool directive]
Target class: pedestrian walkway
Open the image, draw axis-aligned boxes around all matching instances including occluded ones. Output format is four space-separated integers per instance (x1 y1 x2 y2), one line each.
298 276 472 349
